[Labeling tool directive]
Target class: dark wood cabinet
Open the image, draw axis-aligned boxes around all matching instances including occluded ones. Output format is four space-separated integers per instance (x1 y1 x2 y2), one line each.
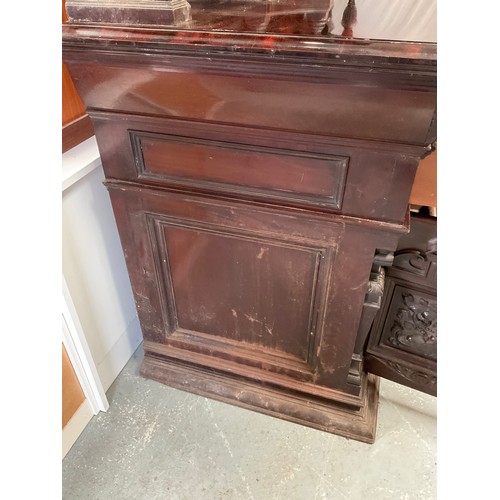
63 0 436 443
366 214 437 396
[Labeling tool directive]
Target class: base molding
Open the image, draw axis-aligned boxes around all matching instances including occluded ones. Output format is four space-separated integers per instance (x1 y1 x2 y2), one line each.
140 352 380 444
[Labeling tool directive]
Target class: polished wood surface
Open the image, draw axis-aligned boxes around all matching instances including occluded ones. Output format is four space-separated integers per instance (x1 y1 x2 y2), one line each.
63 8 436 442
65 0 436 43
135 132 348 210
62 343 85 428
63 34 436 147
92 113 423 223
62 0 94 151
62 62 85 127
62 114 94 154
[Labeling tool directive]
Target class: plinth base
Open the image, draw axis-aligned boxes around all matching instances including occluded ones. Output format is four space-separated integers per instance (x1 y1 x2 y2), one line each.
140 352 380 444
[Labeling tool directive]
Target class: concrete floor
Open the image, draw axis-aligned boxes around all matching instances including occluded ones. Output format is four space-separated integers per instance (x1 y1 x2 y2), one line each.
62 345 436 499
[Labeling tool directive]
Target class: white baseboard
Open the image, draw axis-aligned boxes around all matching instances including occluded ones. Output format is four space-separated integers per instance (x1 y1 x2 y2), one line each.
96 316 143 392
62 399 94 459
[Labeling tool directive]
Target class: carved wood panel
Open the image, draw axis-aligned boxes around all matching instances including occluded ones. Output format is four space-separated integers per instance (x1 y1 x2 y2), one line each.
382 286 436 360
365 215 437 396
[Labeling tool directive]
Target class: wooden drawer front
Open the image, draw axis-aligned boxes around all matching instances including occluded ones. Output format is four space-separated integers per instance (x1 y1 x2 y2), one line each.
131 131 348 210
92 112 420 223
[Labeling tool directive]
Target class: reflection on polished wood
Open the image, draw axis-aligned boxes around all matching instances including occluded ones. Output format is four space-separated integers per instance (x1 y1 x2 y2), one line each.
65 0 436 42
63 0 94 151
63 2 436 443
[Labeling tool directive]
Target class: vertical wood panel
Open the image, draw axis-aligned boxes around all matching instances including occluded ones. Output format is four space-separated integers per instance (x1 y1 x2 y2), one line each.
62 0 94 152
63 0 85 125
409 149 437 209
62 62 86 126
62 343 85 429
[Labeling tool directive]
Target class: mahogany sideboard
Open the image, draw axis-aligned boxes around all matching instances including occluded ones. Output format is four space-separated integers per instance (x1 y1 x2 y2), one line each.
62 0 437 443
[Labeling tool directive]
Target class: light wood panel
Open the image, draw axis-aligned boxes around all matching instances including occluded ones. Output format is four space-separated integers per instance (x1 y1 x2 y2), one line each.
62 343 85 429
62 62 86 126
410 149 437 209
62 0 94 152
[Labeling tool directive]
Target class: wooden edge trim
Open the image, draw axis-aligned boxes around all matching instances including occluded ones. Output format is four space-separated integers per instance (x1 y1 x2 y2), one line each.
63 114 95 154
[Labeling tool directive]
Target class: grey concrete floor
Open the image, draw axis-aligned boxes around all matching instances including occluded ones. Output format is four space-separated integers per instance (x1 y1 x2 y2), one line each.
62 345 436 499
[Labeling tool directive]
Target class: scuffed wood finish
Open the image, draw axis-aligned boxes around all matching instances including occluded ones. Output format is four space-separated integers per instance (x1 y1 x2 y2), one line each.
141 354 381 443
106 181 405 397
91 113 424 224
63 11 436 442
133 131 349 210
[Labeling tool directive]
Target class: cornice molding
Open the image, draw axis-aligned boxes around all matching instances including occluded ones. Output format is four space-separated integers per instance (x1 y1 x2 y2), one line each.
65 0 191 26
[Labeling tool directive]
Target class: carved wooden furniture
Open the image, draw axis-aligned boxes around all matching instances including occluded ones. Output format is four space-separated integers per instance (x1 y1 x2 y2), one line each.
62 0 437 443
366 214 437 396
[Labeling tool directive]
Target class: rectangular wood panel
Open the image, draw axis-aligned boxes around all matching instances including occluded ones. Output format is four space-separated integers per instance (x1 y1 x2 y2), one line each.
63 18 436 441
153 219 324 366
133 131 348 209
91 112 422 223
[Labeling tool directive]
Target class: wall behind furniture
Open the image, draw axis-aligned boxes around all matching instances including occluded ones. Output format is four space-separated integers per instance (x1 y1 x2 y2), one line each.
63 0 142 392
62 140 143 392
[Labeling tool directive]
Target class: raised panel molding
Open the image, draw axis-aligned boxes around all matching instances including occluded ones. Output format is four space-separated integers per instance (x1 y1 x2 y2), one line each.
64 17 436 441
130 130 349 210
146 212 331 374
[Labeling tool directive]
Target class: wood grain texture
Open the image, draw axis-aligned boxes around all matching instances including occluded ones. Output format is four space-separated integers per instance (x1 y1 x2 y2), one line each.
63 0 91 150
141 354 381 443
63 17 436 442
91 112 424 224
62 62 86 127
62 114 94 153
62 343 85 429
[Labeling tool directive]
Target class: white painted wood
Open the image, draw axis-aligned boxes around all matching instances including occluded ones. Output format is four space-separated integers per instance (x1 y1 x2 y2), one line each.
62 130 141 395
96 317 143 392
62 136 101 192
62 280 109 413
62 399 94 459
